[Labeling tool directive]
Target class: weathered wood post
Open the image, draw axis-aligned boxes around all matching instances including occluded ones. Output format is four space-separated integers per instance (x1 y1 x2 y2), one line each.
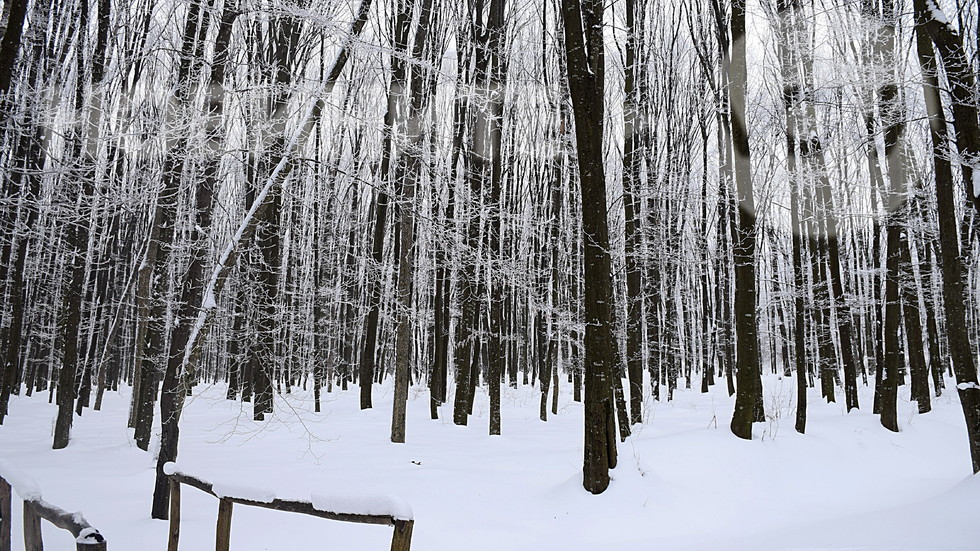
215 499 233 551
23 503 41 551
390 519 413 551
0 477 10 551
167 479 181 551
75 529 107 551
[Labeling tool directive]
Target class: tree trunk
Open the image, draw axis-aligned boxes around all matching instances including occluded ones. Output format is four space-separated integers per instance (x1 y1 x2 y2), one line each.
913 0 980 472
877 0 906 433
622 0 646 425
392 0 437 443
562 0 616 494
729 0 762 440
361 0 412 411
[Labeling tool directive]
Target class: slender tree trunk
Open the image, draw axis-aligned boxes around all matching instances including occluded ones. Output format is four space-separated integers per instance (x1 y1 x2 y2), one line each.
877 0 906 433
622 0 646 424
392 0 436 444
900 239 931 413
52 198 89 449
773 0 808 432
729 0 762 440
483 0 507 437
361 0 411 410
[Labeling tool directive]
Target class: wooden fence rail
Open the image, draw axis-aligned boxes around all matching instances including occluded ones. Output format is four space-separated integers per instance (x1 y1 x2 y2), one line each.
0 473 106 551
165 469 413 551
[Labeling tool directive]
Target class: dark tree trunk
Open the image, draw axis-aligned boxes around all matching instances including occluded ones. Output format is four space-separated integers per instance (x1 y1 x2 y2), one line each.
622 0 645 425
773 0 808 433
913 0 980 472
53 0 98 450
0 0 28 95
877 0 905 433
900 239 930 413
52 210 88 449
481 0 507 437
562 0 616 494
361 0 412 411
729 0 762 440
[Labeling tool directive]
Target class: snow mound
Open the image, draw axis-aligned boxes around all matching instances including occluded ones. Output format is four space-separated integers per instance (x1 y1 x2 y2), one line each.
76 527 105 544
0 458 42 501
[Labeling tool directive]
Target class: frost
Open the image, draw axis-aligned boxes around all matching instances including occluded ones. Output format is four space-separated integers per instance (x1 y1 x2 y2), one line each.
311 493 413 521
0 458 43 501
180 89 328 375
212 482 276 503
957 382 980 391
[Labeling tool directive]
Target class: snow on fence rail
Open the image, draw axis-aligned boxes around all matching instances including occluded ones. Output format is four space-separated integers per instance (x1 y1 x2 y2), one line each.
0 460 107 551
163 463 413 551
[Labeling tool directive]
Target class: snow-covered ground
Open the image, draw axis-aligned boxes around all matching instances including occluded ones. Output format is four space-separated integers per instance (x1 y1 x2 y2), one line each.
1 374 978 550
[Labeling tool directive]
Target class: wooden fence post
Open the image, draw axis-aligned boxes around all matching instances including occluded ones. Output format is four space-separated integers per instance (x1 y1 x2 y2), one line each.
23 503 41 551
75 530 107 551
167 479 181 551
390 519 413 551
215 499 233 551
0 477 10 551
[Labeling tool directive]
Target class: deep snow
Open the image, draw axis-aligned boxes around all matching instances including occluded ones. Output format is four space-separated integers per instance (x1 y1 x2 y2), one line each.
1 374 978 550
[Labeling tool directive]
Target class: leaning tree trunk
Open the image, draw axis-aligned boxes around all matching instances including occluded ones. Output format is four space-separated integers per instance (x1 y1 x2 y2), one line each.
149 0 237 519
913 0 980 473
149 0 376 520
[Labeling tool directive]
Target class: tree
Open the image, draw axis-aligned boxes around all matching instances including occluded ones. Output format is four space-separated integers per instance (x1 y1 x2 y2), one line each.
149 0 377 519
875 0 907 433
729 0 763 440
771 0 808 432
360 0 415 411
561 0 617 494
622 0 646 426
392 0 438 444
913 0 980 473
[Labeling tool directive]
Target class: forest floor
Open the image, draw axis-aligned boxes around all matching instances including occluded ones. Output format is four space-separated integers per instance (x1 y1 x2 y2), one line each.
1 372 978 550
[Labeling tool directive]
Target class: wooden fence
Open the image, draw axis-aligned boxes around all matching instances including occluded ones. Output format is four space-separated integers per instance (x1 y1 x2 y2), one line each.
0 473 107 551
166 469 413 551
